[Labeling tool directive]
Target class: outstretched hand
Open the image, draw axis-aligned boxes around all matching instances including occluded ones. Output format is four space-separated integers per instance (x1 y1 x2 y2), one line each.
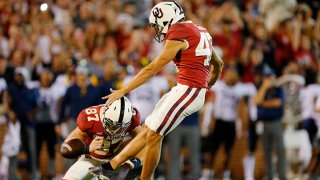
102 88 126 106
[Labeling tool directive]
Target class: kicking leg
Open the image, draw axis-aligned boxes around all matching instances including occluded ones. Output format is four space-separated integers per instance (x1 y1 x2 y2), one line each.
140 128 164 180
124 148 146 180
111 125 149 169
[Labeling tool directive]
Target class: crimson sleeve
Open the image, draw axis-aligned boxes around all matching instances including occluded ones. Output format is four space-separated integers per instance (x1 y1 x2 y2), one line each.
165 23 188 41
129 107 142 130
77 110 89 132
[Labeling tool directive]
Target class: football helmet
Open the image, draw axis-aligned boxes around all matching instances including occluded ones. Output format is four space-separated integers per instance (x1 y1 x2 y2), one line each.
101 96 133 135
149 1 185 42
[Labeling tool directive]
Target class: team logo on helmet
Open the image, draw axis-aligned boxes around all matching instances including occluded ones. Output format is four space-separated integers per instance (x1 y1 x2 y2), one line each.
152 7 163 18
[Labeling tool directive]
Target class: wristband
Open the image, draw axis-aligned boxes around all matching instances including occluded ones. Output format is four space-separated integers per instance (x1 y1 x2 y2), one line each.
84 144 90 154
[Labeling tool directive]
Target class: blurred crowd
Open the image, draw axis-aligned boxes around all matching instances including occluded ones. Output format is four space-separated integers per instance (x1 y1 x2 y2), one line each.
0 0 319 179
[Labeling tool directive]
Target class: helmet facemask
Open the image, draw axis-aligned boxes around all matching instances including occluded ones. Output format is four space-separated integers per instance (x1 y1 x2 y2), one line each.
102 115 131 135
149 23 165 42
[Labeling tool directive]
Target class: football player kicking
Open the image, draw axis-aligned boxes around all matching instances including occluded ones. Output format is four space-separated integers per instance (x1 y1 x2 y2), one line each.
60 96 143 180
91 1 224 180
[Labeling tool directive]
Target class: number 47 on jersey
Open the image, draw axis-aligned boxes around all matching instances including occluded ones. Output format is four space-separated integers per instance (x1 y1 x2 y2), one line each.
195 26 213 66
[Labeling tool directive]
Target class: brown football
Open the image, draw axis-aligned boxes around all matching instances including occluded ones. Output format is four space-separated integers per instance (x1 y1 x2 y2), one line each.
60 138 86 159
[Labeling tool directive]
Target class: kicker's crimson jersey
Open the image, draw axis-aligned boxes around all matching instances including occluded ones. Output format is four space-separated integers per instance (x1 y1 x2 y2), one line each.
77 104 141 159
165 21 213 88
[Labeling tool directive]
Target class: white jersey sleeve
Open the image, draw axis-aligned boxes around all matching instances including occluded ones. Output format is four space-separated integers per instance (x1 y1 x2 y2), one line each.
316 90 320 111
235 83 258 121
212 81 243 121
299 84 320 120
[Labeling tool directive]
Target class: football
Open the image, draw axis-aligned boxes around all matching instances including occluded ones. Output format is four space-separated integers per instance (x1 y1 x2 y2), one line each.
60 138 87 159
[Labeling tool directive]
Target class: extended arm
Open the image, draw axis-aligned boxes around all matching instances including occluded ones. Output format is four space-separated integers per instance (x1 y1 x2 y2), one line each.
123 40 187 94
104 40 187 105
60 127 90 158
63 127 103 154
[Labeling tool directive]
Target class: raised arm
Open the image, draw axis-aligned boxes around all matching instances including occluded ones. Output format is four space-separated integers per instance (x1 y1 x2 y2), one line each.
291 14 302 51
313 10 320 42
253 78 282 108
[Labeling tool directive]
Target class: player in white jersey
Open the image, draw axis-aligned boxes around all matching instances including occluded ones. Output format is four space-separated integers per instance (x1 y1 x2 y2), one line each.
299 83 320 143
299 72 320 177
237 82 258 180
123 73 169 121
200 67 245 179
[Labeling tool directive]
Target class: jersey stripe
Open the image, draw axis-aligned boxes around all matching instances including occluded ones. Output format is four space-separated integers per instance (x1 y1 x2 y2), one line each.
162 88 201 135
156 87 192 134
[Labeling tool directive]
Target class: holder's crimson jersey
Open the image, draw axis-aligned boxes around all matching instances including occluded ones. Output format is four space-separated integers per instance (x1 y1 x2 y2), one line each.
165 21 213 88
77 104 141 159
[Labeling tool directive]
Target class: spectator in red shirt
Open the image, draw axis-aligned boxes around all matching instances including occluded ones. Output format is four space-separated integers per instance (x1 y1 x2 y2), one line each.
273 19 294 75
294 33 317 71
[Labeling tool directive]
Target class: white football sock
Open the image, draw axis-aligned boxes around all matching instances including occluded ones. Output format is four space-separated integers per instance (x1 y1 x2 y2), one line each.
200 169 214 180
243 155 255 180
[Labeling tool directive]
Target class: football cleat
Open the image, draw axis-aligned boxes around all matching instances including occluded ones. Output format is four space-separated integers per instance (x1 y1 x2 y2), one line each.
89 166 113 180
123 158 142 169
124 166 142 180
